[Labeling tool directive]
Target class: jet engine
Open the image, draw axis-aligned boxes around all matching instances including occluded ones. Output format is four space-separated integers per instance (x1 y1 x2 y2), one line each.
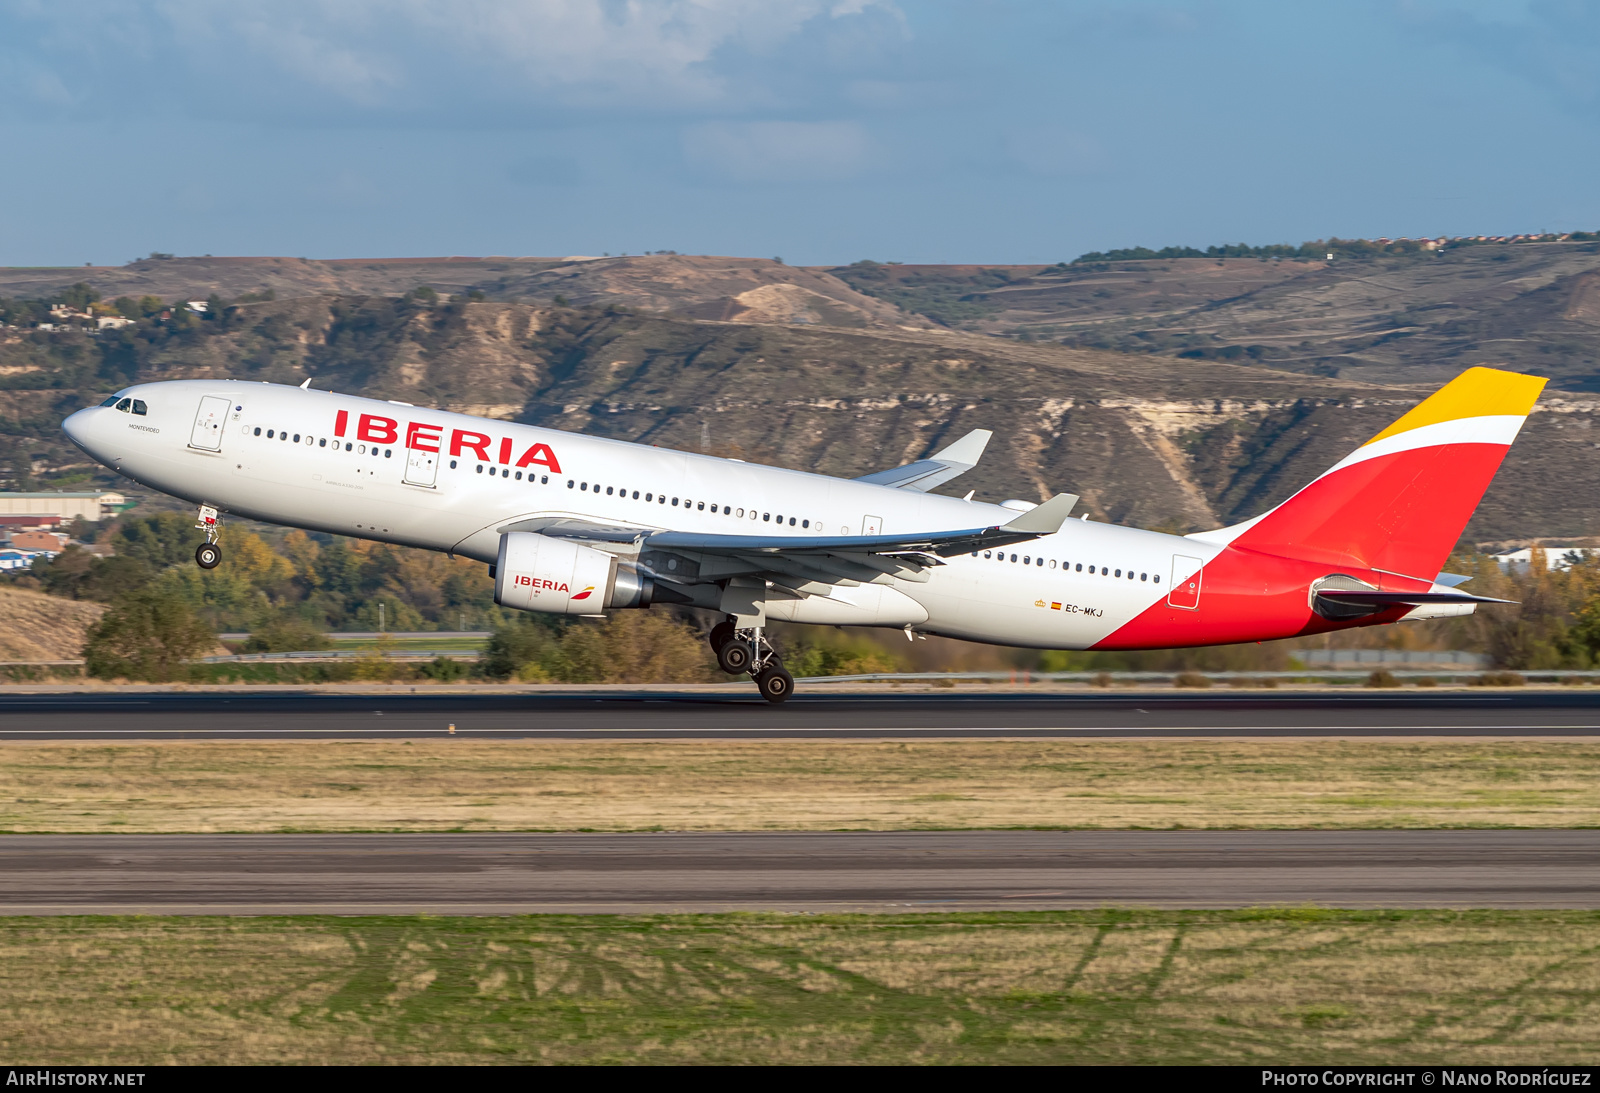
494 531 658 614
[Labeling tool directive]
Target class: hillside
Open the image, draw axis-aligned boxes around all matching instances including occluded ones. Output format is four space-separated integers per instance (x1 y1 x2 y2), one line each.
3 295 1595 540
0 254 917 331
828 241 1600 392
0 586 104 660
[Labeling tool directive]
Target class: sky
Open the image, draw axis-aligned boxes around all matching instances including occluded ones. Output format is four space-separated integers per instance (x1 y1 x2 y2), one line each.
3 0 1600 266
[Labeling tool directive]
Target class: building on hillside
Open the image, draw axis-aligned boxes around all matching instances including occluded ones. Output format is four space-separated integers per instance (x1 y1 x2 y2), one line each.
0 515 62 531
10 530 69 552
0 491 127 522
0 549 38 571
1493 546 1597 572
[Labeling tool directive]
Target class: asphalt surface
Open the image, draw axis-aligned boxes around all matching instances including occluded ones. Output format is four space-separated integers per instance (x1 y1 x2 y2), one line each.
2 690 1600 739
1 831 1594 913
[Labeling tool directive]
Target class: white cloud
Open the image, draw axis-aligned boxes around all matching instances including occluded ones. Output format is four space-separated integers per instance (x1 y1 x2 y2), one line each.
0 0 904 118
682 119 873 181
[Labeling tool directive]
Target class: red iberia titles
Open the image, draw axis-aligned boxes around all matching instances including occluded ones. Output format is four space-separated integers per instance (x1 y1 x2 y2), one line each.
333 410 561 472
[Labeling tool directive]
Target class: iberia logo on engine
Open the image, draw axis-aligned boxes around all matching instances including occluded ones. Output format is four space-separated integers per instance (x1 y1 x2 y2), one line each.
514 575 570 593
571 586 595 601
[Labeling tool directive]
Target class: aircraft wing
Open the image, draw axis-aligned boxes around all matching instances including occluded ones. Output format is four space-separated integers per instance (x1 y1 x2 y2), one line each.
852 429 992 492
510 492 1079 593
644 492 1078 593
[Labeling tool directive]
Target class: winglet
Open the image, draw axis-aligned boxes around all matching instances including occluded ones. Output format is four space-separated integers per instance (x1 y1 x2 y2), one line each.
931 428 992 466
852 428 995 492
1001 492 1078 534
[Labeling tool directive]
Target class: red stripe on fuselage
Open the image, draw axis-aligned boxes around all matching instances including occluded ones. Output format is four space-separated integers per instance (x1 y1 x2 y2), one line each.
1089 443 1515 651
1231 442 1510 579
1093 547 1415 650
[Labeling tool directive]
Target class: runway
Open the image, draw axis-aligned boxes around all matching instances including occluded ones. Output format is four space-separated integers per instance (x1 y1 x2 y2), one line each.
2 690 1600 739
1 831 1594 913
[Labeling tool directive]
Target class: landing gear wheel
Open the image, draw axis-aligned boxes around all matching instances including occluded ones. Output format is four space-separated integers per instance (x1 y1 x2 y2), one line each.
708 619 736 653
718 639 752 675
195 542 222 569
755 664 794 704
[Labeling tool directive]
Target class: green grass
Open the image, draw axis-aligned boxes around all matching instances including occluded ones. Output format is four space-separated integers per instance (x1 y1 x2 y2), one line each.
2 910 1598 1064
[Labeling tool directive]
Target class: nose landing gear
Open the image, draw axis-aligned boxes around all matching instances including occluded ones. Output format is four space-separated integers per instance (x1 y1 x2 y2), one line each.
194 505 222 569
709 616 794 703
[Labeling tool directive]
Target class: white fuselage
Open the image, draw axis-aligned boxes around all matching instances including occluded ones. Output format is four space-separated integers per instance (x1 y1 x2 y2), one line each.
64 379 1217 648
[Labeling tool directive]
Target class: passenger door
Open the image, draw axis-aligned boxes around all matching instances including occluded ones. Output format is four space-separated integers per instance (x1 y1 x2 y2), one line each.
1167 555 1203 610
862 515 882 536
188 396 231 451
404 447 438 487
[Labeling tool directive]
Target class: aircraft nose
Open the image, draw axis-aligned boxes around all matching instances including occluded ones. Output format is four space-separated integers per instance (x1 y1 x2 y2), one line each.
61 406 101 452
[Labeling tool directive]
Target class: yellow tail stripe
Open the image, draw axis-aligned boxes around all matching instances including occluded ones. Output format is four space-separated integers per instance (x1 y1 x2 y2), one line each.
1364 366 1547 447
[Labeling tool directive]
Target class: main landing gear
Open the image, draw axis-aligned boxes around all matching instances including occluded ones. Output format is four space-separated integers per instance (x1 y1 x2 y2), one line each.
194 505 222 569
709 617 794 704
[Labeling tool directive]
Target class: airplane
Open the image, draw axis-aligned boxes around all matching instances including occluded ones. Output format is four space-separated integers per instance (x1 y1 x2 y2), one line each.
61 365 1544 702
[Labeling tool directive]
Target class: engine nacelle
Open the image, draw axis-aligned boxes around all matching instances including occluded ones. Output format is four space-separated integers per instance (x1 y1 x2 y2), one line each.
494 532 656 614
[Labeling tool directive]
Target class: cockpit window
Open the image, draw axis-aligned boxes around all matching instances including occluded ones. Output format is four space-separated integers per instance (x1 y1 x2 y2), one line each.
131 400 148 416
100 396 120 407
114 398 132 412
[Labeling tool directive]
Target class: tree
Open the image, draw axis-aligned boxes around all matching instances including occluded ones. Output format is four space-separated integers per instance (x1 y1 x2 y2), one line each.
84 588 216 681
113 512 201 571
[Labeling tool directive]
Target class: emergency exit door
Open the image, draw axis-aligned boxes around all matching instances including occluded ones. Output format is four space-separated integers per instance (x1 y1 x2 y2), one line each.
862 515 882 535
189 396 230 451
1168 555 1203 610
404 447 438 487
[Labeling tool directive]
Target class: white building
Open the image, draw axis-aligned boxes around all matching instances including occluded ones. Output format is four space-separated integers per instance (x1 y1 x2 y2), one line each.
0 549 40 571
0 491 126 522
1493 546 1598 572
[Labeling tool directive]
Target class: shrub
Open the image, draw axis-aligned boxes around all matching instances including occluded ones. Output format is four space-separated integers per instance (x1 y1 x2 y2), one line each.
1414 676 1437 688
1091 671 1114 688
483 611 713 683
418 656 468 682
1474 671 1526 687
1174 671 1211 688
785 632 904 678
84 589 216 681
243 614 332 652
1364 670 1401 688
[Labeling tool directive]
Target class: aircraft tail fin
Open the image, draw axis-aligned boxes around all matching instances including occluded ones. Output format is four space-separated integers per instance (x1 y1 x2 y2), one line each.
1192 366 1546 580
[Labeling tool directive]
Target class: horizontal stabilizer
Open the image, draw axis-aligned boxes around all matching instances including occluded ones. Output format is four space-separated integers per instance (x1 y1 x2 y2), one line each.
1315 590 1515 607
853 428 993 492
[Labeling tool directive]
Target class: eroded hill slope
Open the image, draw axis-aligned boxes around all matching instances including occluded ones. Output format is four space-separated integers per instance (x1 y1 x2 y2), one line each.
7 298 1593 540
